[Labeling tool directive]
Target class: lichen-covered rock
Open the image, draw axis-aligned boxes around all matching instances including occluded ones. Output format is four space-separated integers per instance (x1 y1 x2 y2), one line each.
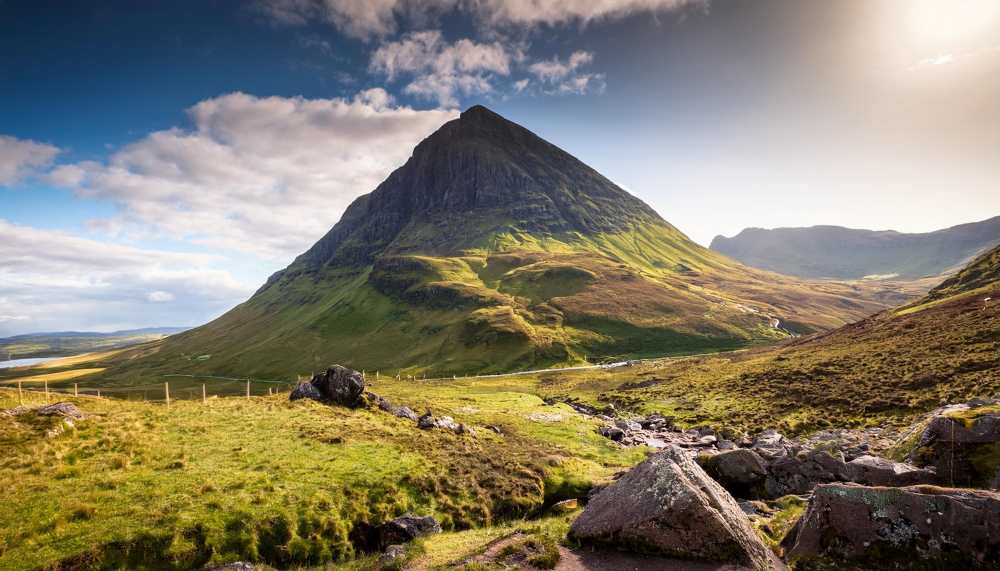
901 402 1000 489
36 402 85 419
392 406 418 421
378 514 441 547
786 483 1000 570
846 455 936 487
763 449 853 498
569 446 776 570
378 544 407 570
698 449 768 498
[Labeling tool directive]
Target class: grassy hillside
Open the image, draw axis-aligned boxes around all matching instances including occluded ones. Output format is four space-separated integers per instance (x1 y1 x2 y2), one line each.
0 381 646 570
82 221 926 392
517 247 1000 434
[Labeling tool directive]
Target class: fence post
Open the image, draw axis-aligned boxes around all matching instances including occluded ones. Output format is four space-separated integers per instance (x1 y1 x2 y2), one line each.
17 380 23 406
246 380 250 399
202 384 206 404
97 389 101 398
44 380 49 402
165 382 170 407
74 383 79 397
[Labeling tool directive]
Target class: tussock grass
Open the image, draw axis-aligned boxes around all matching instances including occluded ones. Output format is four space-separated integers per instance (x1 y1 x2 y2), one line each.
0 383 639 570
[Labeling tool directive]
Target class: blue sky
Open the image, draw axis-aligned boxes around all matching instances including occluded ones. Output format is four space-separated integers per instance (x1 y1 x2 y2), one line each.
2 0 999 336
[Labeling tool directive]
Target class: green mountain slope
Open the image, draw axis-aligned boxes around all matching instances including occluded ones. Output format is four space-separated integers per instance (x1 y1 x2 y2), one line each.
553 244 1000 432
710 218 1000 280
100 106 915 382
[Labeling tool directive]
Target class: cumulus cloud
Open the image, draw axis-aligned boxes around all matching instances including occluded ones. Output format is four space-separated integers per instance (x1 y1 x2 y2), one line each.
370 30 515 105
0 135 60 186
528 50 604 94
0 220 253 336
256 0 704 38
49 90 457 259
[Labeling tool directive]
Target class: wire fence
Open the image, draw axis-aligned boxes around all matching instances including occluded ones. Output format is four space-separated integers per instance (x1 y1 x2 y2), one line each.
0 376 297 406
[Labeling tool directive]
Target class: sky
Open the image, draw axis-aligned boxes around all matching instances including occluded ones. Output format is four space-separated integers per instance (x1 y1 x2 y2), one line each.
1 0 999 336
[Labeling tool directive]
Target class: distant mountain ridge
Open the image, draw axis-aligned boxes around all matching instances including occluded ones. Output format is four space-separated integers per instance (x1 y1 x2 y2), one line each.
710 217 1000 280
0 327 188 359
102 106 914 380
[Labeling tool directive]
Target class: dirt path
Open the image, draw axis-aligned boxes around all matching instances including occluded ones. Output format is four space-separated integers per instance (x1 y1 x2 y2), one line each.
555 547 762 571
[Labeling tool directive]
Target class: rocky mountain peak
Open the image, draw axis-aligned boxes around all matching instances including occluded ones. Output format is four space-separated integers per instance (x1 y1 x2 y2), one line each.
288 106 665 272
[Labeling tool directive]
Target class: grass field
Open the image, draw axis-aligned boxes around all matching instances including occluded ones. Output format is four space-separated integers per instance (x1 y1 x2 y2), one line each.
0 378 643 570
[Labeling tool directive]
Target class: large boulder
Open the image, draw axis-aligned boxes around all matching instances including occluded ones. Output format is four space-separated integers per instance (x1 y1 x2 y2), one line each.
378 513 441 547
570 446 776 570
846 455 936 487
698 449 768 498
289 381 323 402
786 483 1000 570
902 401 1000 489
288 365 366 408
763 449 853 498
36 402 85 420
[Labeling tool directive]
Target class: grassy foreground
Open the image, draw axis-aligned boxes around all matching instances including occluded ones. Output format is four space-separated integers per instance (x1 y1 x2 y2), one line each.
0 381 643 570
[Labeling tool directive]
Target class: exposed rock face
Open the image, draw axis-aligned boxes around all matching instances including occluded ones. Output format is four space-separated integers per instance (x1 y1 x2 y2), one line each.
786 483 1000 570
699 449 768 498
903 401 1000 489
378 514 441 548
570 446 776 570
847 455 936 487
288 365 365 407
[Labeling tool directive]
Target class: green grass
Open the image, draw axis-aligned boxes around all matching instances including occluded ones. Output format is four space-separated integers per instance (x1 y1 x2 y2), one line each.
82 221 914 390
0 379 643 570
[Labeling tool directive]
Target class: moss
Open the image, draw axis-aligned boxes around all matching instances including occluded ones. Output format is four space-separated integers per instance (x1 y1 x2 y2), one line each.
755 495 807 550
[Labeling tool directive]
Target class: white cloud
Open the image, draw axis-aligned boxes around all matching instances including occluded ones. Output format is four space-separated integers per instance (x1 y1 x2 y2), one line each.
370 30 514 105
0 135 60 186
527 50 604 94
255 0 704 38
147 291 176 302
49 90 457 260
0 220 252 336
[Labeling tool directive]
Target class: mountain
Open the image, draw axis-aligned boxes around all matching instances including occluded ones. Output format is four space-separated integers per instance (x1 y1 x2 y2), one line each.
102 106 916 381
0 327 188 360
709 217 1000 280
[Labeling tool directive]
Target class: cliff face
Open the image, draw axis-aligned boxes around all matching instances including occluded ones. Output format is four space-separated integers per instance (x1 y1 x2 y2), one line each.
282 105 664 273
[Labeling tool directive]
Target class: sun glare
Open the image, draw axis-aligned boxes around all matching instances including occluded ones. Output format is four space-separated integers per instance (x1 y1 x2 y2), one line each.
908 0 1000 47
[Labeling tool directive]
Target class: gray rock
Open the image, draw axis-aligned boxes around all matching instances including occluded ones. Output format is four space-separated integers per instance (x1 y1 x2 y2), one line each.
36 402 85 419
289 381 323 402
393 406 418 421
289 365 366 407
615 419 642 432
847 455 936 487
787 483 1000 569
699 449 768 498
903 402 1000 489
312 365 366 407
379 513 441 547
570 446 776 570
378 544 406 569
204 563 256 571
601 426 625 441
